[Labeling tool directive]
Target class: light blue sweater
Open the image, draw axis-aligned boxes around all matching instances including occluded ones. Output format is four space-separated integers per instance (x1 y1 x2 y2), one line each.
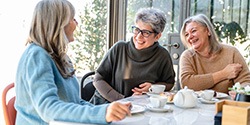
15 43 109 125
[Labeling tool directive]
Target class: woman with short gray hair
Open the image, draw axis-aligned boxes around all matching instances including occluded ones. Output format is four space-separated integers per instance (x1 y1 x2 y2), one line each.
92 8 175 104
135 8 166 34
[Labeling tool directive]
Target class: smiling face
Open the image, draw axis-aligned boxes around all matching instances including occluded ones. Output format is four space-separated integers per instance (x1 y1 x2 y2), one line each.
133 21 161 50
184 22 210 52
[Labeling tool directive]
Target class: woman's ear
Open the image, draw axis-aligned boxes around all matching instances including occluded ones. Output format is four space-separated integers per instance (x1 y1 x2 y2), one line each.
155 33 162 40
206 28 211 36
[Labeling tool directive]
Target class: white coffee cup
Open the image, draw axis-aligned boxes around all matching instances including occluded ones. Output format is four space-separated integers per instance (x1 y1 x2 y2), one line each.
148 85 166 94
149 95 168 108
200 90 214 101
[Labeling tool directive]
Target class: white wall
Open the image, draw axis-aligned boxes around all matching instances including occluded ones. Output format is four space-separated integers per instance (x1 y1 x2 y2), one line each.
0 1 36 124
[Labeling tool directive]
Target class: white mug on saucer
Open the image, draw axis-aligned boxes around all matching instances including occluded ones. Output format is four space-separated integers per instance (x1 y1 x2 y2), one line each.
149 95 168 108
148 85 165 94
200 90 214 101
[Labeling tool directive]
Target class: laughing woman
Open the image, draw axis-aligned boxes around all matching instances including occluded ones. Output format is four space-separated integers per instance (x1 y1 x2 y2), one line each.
179 14 250 96
91 8 176 104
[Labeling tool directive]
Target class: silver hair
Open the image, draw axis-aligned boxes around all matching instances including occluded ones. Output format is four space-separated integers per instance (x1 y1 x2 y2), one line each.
180 14 222 53
135 8 166 33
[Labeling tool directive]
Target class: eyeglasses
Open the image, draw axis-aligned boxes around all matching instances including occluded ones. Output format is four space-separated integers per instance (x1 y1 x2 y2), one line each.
131 26 157 38
73 18 78 25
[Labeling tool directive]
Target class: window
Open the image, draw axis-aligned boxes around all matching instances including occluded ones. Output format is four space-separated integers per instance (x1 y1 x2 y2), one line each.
69 0 250 78
125 0 250 65
189 0 250 63
69 0 108 76
126 0 181 46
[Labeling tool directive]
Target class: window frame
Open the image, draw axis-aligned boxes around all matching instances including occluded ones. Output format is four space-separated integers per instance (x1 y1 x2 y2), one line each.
107 0 127 48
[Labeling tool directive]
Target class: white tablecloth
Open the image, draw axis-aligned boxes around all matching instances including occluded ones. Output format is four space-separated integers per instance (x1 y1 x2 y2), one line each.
112 95 216 125
50 94 229 125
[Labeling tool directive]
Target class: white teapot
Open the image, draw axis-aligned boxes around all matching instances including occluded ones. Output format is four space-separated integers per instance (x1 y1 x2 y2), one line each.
173 86 197 108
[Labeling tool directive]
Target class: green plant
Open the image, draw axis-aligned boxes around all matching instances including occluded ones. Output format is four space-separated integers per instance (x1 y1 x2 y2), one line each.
214 21 250 66
69 0 107 74
214 21 247 45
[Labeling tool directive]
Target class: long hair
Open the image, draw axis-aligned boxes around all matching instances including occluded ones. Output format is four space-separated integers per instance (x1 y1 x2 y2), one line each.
27 0 75 78
180 14 222 54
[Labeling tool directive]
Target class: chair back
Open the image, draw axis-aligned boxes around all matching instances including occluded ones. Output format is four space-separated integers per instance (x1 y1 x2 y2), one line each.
80 71 96 101
2 82 16 125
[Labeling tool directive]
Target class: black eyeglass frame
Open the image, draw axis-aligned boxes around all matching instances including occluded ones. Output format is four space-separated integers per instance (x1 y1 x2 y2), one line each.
131 26 158 38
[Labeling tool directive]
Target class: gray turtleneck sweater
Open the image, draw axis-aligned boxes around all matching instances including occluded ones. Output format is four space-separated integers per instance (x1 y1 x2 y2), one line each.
94 38 175 102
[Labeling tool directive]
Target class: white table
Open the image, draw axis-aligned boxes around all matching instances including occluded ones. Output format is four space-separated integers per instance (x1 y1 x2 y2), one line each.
50 94 228 125
112 95 216 125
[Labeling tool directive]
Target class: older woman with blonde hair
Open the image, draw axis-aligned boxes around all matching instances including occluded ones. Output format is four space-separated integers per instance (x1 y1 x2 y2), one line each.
15 0 131 124
179 14 250 95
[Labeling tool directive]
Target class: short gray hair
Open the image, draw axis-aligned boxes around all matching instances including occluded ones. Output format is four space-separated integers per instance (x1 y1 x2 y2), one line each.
134 8 166 33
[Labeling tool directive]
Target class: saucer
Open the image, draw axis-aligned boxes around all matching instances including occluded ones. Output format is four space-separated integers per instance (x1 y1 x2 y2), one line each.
215 92 228 99
130 104 146 114
146 92 162 96
198 98 219 104
146 104 172 112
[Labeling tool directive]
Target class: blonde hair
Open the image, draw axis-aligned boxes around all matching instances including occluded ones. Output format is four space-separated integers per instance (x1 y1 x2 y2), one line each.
27 0 75 78
180 14 222 54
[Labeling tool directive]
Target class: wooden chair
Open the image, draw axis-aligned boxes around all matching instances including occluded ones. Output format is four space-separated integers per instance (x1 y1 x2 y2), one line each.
2 82 16 125
80 71 96 101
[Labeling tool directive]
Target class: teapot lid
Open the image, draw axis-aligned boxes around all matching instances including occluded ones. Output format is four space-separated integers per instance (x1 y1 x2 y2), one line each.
181 86 193 92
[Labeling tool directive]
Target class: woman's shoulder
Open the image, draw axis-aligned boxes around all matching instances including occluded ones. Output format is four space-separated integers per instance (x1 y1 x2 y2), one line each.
27 43 46 53
181 49 195 58
114 40 128 46
156 43 171 54
19 43 54 71
220 44 240 53
24 43 51 60
221 43 235 48
109 40 129 51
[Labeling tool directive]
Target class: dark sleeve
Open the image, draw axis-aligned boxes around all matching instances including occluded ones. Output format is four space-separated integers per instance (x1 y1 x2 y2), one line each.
160 48 176 84
94 72 125 102
94 42 125 102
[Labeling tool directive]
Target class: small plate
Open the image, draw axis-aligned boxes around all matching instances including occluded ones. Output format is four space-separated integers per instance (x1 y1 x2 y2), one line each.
196 91 229 99
146 92 162 96
146 92 166 96
131 104 146 114
146 104 172 112
198 98 219 104
216 92 228 99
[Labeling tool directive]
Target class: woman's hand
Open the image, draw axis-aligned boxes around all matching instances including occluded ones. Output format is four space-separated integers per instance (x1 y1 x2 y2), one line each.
106 102 131 122
132 82 152 95
223 63 243 80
